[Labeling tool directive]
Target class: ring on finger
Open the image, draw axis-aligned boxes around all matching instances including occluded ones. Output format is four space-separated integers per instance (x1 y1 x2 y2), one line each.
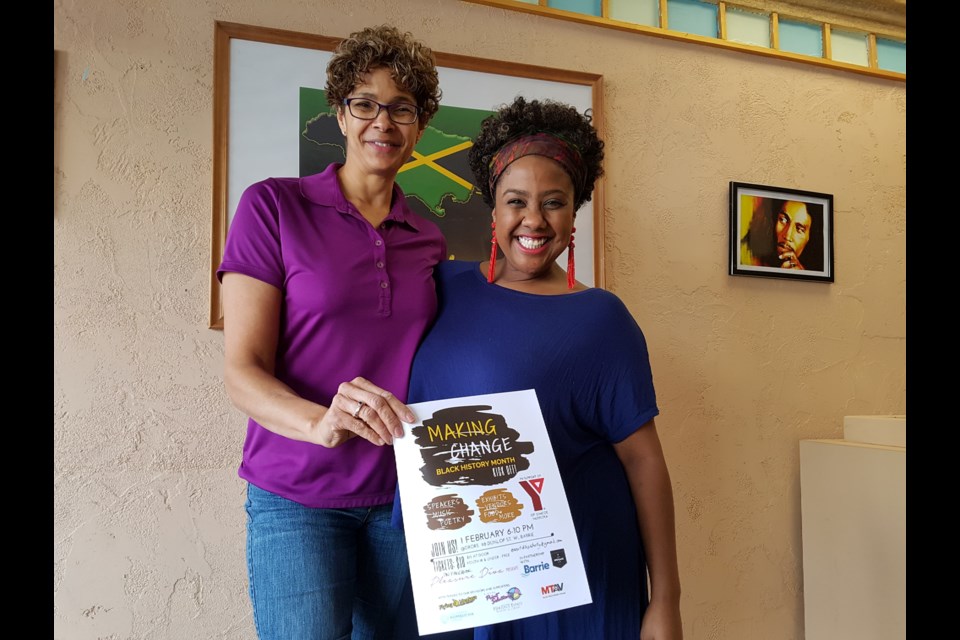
352 400 365 419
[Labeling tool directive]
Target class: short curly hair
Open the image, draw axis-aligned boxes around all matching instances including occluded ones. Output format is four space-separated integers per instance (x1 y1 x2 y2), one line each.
468 96 604 210
326 25 442 126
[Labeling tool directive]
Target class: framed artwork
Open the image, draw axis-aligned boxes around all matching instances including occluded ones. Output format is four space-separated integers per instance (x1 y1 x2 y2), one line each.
209 21 604 329
729 181 834 283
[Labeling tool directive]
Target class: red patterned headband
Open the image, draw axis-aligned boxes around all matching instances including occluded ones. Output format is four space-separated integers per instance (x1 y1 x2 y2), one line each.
488 132 587 206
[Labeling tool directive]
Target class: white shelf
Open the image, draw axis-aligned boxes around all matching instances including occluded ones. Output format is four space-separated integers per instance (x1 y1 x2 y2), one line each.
799 415 905 640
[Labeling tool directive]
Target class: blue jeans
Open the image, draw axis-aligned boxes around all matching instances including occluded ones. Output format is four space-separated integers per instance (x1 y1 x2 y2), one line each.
245 483 410 640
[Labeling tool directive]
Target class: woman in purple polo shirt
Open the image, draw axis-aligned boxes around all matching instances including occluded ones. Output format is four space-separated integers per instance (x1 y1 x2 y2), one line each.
217 25 445 640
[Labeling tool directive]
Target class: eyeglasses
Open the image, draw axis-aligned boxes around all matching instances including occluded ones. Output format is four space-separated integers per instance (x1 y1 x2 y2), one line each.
342 98 421 124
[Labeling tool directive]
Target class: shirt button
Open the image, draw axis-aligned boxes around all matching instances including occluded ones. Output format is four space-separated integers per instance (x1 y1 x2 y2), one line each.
375 240 383 246
376 261 384 269
380 281 389 289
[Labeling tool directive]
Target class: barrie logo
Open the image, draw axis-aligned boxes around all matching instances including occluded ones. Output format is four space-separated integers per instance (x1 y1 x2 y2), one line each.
523 562 550 574
541 583 564 595
551 549 567 568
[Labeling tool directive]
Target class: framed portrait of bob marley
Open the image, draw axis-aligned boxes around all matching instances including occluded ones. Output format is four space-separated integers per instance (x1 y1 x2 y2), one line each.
729 181 834 283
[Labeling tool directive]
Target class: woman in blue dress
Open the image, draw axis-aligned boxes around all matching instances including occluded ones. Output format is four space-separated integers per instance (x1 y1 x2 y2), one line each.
405 97 683 640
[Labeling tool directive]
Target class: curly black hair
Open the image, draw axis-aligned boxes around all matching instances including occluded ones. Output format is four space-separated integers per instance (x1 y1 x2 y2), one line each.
467 96 604 210
326 25 442 126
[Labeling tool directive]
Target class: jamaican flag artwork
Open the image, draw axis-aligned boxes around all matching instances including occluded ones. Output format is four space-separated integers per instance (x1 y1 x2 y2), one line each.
300 87 494 261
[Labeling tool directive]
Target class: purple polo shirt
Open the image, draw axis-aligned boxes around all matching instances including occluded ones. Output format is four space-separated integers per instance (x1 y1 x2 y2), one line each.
217 163 446 508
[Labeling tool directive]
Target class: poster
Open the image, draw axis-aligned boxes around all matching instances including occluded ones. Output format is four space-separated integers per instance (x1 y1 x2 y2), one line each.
394 389 592 635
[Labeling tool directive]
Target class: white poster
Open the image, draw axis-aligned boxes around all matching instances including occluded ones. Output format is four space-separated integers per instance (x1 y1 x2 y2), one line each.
394 389 592 635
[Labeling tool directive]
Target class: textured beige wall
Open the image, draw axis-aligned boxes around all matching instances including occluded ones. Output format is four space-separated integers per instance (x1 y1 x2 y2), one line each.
53 0 906 638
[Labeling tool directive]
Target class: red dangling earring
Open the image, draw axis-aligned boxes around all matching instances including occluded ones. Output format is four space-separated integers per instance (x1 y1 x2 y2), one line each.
488 219 498 284
567 226 576 289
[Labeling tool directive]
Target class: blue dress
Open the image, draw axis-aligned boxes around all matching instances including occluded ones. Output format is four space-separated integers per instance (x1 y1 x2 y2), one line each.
405 260 660 640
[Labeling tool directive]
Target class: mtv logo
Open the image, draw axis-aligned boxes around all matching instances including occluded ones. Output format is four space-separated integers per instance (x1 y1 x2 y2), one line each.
551 549 567 568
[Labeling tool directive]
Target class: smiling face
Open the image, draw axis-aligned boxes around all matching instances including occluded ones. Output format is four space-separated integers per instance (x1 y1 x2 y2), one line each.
492 154 576 286
775 200 812 258
336 67 423 180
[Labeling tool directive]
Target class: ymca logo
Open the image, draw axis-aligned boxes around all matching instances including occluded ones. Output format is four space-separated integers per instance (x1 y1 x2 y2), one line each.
519 478 545 511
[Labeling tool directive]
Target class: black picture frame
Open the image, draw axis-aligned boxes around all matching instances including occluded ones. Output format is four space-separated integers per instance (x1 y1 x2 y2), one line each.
729 181 834 283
